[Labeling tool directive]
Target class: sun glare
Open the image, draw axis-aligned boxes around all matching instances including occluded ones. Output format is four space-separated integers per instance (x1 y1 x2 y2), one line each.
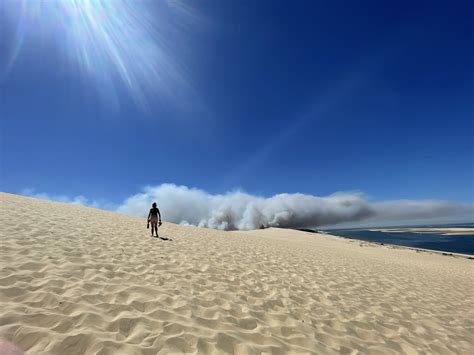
4 0 191 109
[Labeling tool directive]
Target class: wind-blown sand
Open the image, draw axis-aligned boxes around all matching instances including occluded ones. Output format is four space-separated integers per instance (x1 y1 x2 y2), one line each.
1 193 473 354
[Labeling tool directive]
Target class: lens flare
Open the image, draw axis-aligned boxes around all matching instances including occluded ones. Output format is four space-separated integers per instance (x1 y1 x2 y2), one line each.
3 0 194 109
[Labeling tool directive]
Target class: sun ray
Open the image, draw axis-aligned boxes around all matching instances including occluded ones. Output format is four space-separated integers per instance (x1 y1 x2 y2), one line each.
3 0 198 109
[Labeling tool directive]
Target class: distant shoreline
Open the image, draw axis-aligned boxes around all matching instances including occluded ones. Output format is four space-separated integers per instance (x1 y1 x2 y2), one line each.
370 227 474 235
321 231 474 259
291 227 474 259
318 226 474 256
323 222 474 232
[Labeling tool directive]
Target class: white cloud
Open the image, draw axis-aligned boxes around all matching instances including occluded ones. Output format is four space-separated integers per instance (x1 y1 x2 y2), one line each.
21 188 116 210
117 184 474 230
21 184 473 230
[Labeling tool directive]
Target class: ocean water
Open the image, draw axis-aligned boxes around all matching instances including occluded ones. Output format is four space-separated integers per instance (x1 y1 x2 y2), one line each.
325 224 474 256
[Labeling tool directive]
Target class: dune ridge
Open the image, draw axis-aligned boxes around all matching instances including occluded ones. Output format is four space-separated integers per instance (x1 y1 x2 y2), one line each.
0 192 473 354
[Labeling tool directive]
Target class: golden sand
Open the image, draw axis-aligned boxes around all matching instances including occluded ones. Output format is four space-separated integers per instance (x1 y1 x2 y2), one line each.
1 193 473 354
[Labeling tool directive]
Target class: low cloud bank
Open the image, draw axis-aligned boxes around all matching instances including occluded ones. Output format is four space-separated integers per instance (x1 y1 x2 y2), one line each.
21 188 116 211
117 184 474 230
21 185 473 230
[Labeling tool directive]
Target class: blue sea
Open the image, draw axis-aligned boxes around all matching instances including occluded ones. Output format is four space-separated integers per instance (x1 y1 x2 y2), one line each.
324 223 474 256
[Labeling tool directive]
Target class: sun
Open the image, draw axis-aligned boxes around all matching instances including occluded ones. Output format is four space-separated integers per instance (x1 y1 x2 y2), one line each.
3 0 194 109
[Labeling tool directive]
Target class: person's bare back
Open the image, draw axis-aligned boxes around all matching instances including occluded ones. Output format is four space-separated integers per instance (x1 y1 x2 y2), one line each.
147 202 162 237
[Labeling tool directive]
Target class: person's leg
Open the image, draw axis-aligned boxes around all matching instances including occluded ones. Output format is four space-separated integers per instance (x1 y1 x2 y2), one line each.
153 222 157 237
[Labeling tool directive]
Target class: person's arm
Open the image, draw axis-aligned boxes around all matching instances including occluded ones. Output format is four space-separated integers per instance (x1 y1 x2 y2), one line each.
147 210 151 221
158 209 162 225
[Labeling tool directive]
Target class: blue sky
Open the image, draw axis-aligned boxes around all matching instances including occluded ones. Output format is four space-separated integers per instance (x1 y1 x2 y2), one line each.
1 1 473 227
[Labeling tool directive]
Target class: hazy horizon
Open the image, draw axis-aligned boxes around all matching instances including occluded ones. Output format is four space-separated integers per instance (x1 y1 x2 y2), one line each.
17 185 474 231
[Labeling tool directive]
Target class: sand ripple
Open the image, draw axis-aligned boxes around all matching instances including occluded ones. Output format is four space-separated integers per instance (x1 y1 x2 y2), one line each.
1 193 473 354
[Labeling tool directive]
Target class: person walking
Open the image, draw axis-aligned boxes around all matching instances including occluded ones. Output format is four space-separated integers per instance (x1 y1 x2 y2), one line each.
147 202 162 237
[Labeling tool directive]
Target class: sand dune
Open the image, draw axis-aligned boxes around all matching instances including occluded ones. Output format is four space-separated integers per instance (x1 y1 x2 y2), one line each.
0 193 473 354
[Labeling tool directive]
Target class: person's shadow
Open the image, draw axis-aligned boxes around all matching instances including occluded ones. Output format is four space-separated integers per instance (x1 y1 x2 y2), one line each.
154 236 172 241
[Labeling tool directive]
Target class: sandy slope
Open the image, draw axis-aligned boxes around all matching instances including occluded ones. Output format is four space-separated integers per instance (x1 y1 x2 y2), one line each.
0 193 473 354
